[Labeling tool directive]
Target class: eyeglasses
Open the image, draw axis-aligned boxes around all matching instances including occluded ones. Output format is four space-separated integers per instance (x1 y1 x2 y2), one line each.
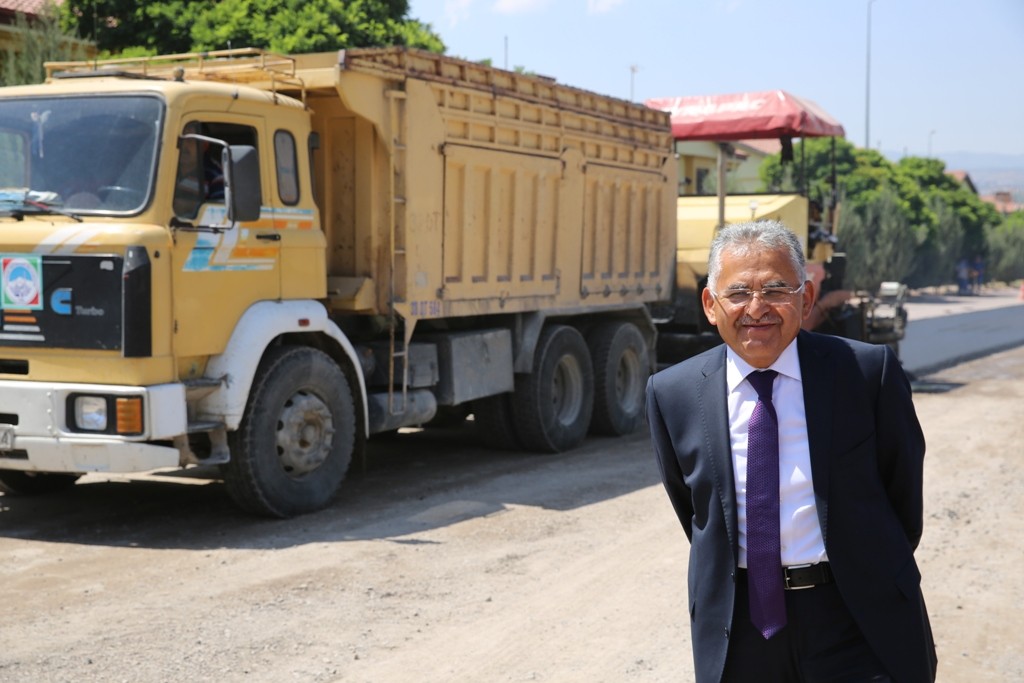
712 282 806 307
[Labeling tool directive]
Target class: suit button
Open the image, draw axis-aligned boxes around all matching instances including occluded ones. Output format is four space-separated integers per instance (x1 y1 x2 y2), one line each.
730 571 736 583
724 627 729 639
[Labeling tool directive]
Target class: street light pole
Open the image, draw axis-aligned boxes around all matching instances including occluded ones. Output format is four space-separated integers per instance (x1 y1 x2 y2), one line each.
865 0 877 149
629 64 639 101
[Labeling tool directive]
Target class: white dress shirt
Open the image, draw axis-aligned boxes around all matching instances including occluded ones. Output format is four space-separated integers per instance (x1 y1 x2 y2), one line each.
726 339 828 568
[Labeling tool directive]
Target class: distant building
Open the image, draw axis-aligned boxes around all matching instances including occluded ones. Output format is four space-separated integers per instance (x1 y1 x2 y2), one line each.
981 190 1021 216
674 139 776 196
946 170 978 195
0 0 94 60
0 0 48 41
0 0 49 22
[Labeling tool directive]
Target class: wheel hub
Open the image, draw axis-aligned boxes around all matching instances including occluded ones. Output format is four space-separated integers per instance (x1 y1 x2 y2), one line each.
275 391 336 476
552 354 584 426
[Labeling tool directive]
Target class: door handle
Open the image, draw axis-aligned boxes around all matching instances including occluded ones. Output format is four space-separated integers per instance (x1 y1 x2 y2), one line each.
255 232 281 241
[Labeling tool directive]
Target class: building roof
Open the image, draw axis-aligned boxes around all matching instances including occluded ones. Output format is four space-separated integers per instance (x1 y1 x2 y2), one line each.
0 0 48 11
0 0 49 15
946 170 978 195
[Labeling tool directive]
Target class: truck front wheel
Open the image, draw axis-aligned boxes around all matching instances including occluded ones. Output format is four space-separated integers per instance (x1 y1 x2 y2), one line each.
512 324 594 453
223 346 356 518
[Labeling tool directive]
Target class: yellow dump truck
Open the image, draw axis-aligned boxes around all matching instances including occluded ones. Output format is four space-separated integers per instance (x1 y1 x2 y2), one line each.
0 48 676 516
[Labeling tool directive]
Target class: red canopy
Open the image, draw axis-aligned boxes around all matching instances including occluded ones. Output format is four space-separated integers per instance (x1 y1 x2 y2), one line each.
645 90 845 141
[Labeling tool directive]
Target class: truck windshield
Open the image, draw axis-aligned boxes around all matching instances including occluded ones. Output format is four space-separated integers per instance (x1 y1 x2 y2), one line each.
0 95 162 215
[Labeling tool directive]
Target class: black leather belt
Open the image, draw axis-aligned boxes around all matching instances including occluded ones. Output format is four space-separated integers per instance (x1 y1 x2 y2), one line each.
738 562 834 590
783 562 833 590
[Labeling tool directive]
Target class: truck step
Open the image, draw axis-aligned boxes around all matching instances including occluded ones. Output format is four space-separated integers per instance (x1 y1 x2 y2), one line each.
188 420 224 434
183 377 224 401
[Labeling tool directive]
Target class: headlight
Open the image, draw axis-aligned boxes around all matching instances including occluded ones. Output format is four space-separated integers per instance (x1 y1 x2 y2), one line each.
75 396 108 431
67 394 144 435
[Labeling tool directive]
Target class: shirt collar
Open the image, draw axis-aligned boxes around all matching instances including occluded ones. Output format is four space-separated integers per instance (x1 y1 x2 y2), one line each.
725 337 802 392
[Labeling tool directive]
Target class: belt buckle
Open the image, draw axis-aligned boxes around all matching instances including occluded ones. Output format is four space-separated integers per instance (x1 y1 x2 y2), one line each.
783 563 814 591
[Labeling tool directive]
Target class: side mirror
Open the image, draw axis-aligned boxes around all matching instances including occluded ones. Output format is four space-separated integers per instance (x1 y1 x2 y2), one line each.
223 145 261 223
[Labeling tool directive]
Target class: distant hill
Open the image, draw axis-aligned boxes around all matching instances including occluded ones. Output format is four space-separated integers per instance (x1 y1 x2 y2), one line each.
883 151 1024 200
962 169 1024 200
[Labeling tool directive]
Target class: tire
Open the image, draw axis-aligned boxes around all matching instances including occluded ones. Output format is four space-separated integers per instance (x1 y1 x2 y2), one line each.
472 392 523 450
512 325 594 453
223 345 356 518
588 321 649 436
0 470 80 495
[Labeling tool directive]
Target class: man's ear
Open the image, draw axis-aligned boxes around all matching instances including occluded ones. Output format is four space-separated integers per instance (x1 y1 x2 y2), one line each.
800 279 817 321
701 287 718 326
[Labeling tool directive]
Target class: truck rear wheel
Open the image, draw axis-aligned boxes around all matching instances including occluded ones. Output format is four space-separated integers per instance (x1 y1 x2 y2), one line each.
0 470 80 495
588 321 649 436
512 325 593 453
223 345 356 518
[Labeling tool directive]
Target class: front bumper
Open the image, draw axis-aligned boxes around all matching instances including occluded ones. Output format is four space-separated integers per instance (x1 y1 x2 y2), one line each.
0 380 186 474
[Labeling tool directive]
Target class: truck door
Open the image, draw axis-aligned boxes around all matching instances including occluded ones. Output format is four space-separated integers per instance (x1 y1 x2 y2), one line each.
267 128 325 301
171 117 281 359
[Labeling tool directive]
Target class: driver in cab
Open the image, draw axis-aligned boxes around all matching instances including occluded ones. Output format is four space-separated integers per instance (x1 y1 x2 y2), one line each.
173 122 224 217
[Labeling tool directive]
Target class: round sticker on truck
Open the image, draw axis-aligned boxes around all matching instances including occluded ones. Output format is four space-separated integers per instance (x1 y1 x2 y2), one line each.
2 255 43 310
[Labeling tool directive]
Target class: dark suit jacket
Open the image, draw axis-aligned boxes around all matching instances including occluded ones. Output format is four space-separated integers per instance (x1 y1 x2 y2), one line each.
647 331 936 683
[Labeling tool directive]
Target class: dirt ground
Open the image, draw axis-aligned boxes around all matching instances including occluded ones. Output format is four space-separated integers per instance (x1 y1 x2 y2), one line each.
1 345 1023 683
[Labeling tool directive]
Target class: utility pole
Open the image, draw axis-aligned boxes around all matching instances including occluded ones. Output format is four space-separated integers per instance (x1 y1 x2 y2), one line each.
865 0 877 149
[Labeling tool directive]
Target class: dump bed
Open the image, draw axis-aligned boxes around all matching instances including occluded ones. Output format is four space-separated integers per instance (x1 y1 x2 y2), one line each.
291 48 676 323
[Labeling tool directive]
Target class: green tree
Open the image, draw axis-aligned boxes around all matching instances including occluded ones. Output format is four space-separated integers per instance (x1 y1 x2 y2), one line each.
762 137 837 209
60 0 443 56
59 1 205 56
760 138 1006 289
892 156 1000 269
910 196 963 287
836 185 917 291
2 1 90 85
986 211 1024 283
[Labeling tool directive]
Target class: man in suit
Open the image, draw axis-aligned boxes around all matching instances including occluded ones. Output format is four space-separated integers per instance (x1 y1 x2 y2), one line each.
647 220 936 682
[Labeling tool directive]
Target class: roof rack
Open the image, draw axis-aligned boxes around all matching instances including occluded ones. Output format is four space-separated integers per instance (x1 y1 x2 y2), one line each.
45 48 307 104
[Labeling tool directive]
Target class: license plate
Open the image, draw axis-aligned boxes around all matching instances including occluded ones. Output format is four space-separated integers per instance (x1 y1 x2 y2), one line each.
0 425 14 451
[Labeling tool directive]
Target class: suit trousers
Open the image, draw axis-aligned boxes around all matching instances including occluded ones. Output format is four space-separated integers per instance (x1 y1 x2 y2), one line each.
722 570 891 683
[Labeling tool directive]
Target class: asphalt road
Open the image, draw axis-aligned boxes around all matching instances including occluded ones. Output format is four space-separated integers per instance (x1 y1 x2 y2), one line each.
900 285 1024 376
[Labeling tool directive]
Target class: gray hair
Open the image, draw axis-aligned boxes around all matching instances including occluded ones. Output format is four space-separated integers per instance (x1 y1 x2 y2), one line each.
706 220 807 292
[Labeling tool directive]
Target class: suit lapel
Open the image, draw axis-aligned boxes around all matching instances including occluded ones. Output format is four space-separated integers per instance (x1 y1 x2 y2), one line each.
797 332 836 546
699 346 738 561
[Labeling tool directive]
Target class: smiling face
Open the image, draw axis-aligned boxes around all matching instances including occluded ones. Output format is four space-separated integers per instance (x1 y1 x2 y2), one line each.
701 244 815 368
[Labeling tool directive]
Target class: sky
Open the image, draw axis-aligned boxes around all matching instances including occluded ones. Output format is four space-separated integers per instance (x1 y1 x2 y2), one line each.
408 0 1024 163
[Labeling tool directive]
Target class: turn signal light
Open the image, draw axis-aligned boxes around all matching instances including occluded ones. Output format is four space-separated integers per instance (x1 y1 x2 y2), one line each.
116 397 144 435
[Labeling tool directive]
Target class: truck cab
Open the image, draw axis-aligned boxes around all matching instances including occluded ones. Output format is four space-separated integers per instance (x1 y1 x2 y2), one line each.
0 60 362 511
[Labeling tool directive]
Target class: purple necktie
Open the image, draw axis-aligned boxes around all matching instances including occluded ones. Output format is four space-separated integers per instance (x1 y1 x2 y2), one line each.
746 369 786 639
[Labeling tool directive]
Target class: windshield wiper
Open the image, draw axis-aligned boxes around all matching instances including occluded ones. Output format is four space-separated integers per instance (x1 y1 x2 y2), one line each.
0 199 83 223
21 199 84 222
0 190 84 223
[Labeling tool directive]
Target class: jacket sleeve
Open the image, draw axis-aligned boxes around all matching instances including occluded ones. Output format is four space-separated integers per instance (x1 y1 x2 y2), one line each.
874 345 927 550
647 375 695 542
